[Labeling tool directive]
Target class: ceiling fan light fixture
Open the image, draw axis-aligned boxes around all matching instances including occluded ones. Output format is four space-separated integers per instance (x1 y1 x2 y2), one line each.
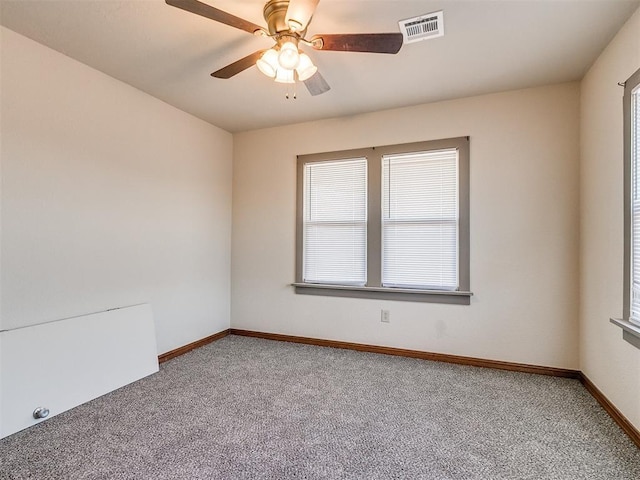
296 53 317 81
274 67 295 84
166 0 404 96
278 41 300 70
256 48 279 78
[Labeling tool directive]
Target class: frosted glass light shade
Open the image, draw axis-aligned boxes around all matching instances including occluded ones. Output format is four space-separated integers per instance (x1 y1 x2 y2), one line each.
296 53 317 81
275 68 295 84
256 49 279 78
278 41 300 70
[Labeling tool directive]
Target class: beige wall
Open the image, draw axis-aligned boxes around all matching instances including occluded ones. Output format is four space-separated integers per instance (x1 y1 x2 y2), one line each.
580 8 640 429
232 83 581 369
0 27 233 354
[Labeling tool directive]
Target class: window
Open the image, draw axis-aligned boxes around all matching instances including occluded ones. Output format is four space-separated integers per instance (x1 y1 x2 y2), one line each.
295 138 471 305
630 74 640 326
382 149 459 290
613 67 640 346
303 158 367 285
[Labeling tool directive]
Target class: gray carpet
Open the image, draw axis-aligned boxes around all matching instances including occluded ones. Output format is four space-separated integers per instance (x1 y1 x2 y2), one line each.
1 335 639 479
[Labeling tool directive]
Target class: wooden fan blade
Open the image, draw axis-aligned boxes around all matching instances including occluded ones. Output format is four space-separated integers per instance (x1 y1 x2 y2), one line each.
311 33 403 54
211 50 266 79
303 71 331 96
285 0 320 32
166 0 263 35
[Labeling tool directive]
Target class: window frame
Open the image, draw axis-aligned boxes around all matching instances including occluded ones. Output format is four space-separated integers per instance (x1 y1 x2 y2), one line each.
612 67 640 347
294 137 471 305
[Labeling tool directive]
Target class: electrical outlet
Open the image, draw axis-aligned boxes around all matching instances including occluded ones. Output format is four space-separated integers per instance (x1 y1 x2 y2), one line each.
381 309 390 323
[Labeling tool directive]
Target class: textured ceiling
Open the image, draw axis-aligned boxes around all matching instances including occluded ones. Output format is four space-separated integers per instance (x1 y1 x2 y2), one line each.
1 0 639 132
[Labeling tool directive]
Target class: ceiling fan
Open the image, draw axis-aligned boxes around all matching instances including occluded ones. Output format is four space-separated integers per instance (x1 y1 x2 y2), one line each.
165 0 404 96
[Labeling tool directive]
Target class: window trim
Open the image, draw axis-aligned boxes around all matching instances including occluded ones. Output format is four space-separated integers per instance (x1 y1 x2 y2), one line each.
613 67 640 347
295 137 471 305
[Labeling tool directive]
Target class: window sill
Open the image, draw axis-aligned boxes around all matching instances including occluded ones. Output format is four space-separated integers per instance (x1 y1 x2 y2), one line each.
610 318 640 349
292 283 472 305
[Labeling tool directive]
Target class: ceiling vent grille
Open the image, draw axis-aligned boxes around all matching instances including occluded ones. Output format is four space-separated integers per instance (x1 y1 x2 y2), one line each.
399 11 444 44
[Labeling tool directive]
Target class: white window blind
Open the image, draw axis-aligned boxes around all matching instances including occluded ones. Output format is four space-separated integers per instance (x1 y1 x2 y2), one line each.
303 158 367 285
631 85 640 324
382 149 459 290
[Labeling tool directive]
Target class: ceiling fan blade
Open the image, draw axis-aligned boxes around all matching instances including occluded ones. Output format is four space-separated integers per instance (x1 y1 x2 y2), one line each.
303 71 331 96
211 50 266 79
311 33 403 54
285 0 320 32
166 0 263 35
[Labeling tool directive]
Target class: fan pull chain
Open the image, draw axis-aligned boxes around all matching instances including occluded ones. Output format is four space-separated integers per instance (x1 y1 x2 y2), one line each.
285 84 297 100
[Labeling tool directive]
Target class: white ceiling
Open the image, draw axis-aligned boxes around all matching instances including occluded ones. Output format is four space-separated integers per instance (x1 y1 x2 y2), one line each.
1 0 639 132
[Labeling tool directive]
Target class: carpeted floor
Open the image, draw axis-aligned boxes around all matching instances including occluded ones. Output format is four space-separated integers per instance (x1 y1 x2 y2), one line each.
1 335 639 479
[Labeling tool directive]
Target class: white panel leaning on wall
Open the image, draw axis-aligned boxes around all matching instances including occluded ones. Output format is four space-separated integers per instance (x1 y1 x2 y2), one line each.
0 304 159 439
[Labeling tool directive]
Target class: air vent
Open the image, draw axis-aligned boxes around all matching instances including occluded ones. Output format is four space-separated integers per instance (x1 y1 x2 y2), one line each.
399 11 444 44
